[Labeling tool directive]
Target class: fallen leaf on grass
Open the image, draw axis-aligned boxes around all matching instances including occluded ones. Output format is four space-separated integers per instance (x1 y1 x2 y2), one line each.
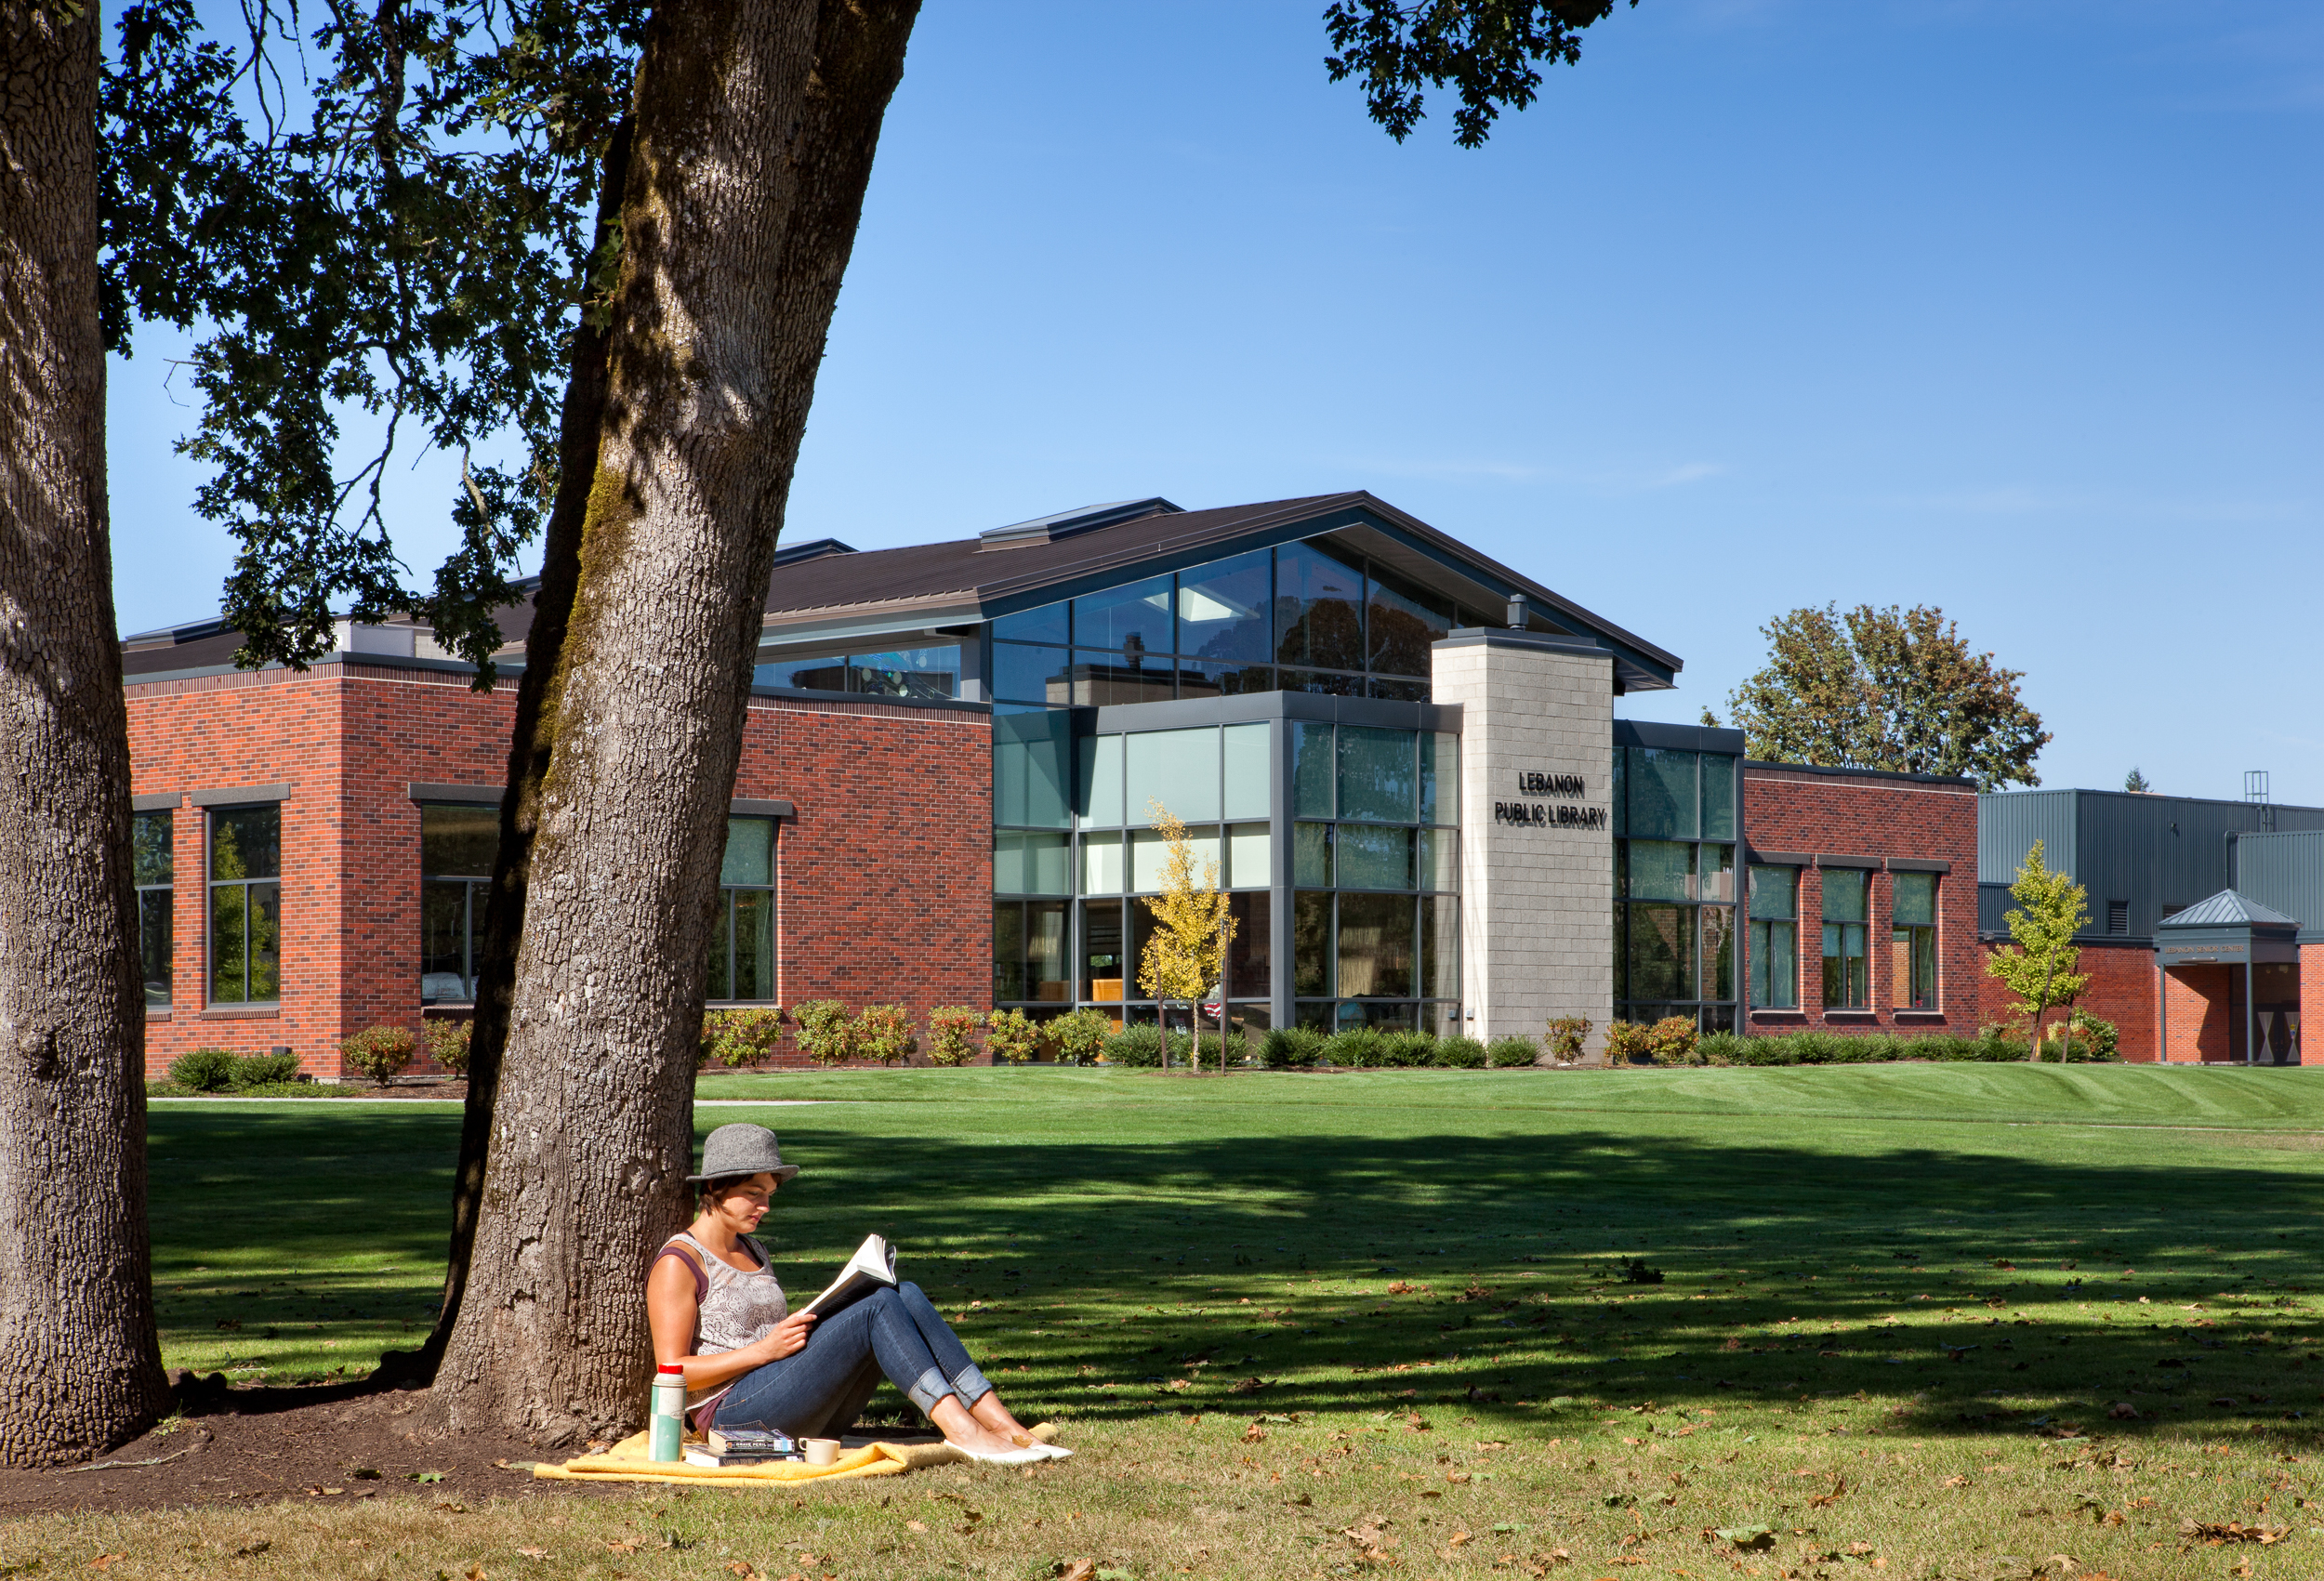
905 1521 927 1534
233 1540 271 1557
1712 1526 1776 1551
1808 1476 1847 1509
1054 1562 1095 1581
604 1539 640 1554
2179 1520 2288 1545
516 1548 548 1561
89 1557 126 1572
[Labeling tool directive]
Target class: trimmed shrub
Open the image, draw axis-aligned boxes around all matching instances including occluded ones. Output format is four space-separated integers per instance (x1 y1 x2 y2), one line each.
341 1025 416 1087
792 1000 857 1066
985 1008 1042 1065
1486 1034 1540 1069
1322 1027 1383 1069
425 1018 473 1076
1697 1031 1746 1066
2071 1011 2120 1061
1050 1008 1111 1066
227 1050 302 1088
1261 1026 1325 1069
1545 1016 1591 1062
1644 1015 1699 1066
700 1007 786 1070
1377 1030 1436 1069
167 1047 241 1093
924 1006 984 1068
1172 1030 1233 1068
854 1004 917 1067
1433 1034 1487 1069
1604 1021 1656 1065
1103 1022 1164 1067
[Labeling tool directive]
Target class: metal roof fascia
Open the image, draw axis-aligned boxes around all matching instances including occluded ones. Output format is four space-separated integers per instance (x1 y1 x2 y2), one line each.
756 603 983 650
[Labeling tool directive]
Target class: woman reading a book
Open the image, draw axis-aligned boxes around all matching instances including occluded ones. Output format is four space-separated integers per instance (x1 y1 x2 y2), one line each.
648 1124 1061 1466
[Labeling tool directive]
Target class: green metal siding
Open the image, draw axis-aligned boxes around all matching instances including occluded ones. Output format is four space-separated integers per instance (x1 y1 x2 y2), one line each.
2230 830 2324 942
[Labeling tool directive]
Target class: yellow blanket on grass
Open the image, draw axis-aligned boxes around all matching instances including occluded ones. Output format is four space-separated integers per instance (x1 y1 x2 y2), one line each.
534 1424 1057 1487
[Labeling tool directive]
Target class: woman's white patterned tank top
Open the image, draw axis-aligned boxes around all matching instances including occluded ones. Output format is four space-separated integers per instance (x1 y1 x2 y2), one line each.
674 1230 787 1415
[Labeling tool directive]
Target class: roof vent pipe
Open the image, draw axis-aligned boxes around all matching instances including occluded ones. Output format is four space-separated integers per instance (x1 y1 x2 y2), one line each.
1506 593 1527 629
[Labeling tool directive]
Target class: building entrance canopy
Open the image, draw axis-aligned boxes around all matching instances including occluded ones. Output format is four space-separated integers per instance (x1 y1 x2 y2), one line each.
2155 889 2301 1064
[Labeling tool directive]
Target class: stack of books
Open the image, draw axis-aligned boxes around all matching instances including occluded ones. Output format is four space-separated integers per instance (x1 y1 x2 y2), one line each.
683 1428 800 1468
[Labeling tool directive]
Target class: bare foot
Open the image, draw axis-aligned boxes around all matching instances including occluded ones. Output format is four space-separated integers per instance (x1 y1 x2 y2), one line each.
971 1395 1032 1441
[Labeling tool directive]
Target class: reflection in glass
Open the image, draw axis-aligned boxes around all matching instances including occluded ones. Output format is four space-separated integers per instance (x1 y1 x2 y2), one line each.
1419 732 1458 824
755 654 849 692
992 602 1068 645
1748 865 1798 1009
720 817 773 887
1700 905 1734 1001
730 889 773 1001
1336 824 1412 890
1227 890 1272 997
1701 754 1736 840
1368 677 1431 703
991 642 1067 704
133 810 173 1008
1177 548 1272 662
1698 843 1734 903
1821 868 1868 923
1417 827 1457 891
1337 892 1415 997
1293 823 1333 887
1175 659 1274 699
1338 726 1416 823
1069 649 1173 705
1280 668 1366 696
1274 540 1366 671
1366 563 1452 676
1626 840 1694 902
1131 824 1219 891
1077 732 1123 826
1074 574 1174 653
132 810 173 886
993 902 1025 1001
1627 746 1698 839
1419 894 1457 999
422 880 472 1002
1626 902 1694 1002
209 806 281 1004
848 646 959 700
1292 722 1334 818
1293 891 1334 995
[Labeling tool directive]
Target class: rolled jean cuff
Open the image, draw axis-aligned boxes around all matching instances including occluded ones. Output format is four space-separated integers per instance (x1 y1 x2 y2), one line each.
905 1366 959 1416
951 1363 994 1403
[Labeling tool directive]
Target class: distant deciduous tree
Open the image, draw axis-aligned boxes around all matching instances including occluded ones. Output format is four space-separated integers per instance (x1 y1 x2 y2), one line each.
1721 603 2050 791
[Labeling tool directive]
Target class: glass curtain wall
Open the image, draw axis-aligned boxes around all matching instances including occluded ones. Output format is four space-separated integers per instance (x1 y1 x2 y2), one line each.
1290 723 1459 1033
1612 746 1739 1031
132 810 172 1009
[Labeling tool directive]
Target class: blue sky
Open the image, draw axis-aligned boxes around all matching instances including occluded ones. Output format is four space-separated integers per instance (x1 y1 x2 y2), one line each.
105 1 2323 801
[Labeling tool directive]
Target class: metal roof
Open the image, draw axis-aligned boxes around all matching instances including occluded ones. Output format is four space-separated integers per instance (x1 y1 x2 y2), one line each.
2154 889 2299 929
755 490 1684 693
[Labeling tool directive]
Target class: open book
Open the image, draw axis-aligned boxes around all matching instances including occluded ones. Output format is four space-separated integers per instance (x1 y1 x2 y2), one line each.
797 1233 897 1321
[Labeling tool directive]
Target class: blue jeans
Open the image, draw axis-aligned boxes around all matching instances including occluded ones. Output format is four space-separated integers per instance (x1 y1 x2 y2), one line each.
712 1283 993 1439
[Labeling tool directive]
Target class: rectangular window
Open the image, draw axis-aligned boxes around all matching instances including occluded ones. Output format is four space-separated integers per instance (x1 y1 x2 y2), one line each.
1176 548 1273 663
1126 726 1221 824
1748 864 1798 1009
1337 726 1417 823
1700 755 1736 841
994 707 1073 830
1074 573 1176 656
1419 732 1459 825
1700 905 1735 1002
1419 894 1458 1000
1224 822 1271 889
1293 822 1334 887
1274 540 1367 672
1365 562 1452 678
208 804 282 1005
1080 830 1125 894
1417 827 1456 891
1291 721 1335 819
1081 899 1126 1003
1130 824 1219 892
1821 868 1869 1008
1337 892 1414 998
991 641 1068 705
421 803 498 1003
991 601 1068 646
132 810 173 1009
1890 870 1936 1010
1293 890 1334 996
707 817 776 1001
995 831 1070 896
1221 722 1271 821
1626 746 1698 839
1226 890 1272 998
1626 902 1695 1002
1336 824 1413 890
994 898 1069 1003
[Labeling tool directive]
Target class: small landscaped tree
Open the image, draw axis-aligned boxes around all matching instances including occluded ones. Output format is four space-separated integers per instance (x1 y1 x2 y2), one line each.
1137 802 1237 1076
925 1007 984 1068
1984 839 2091 1061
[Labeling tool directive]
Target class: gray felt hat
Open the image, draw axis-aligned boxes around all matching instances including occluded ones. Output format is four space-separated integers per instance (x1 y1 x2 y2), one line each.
686 1123 800 1185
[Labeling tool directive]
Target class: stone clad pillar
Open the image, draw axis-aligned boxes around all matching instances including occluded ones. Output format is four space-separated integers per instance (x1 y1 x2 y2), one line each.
1431 631 1616 1057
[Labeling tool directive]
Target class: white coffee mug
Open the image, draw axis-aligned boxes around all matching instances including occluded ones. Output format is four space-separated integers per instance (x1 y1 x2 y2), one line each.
803 1437 841 1467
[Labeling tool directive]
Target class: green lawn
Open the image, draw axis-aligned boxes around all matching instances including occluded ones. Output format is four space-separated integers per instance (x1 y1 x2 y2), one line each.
92 1065 2324 1577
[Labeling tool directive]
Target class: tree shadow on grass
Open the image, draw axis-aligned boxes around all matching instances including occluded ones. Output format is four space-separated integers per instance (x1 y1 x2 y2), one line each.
146 1108 2324 1442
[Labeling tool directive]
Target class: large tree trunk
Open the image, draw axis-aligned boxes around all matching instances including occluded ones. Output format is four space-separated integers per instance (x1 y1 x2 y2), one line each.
390 113 637 1385
0 1 171 1464
428 0 919 1442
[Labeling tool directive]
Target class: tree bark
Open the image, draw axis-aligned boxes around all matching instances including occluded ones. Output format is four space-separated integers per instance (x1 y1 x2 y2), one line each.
428 0 919 1442
390 112 637 1385
0 1 171 1464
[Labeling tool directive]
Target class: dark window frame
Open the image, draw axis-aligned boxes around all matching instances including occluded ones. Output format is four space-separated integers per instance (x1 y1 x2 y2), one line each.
133 809 174 1010
206 803 282 1007
709 816 779 1003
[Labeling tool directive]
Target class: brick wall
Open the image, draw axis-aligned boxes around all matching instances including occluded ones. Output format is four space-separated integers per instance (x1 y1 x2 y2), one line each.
129 665 992 1079
2160 962 2236 1063
1975 937 2159 1061
1739 765 1979 1036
